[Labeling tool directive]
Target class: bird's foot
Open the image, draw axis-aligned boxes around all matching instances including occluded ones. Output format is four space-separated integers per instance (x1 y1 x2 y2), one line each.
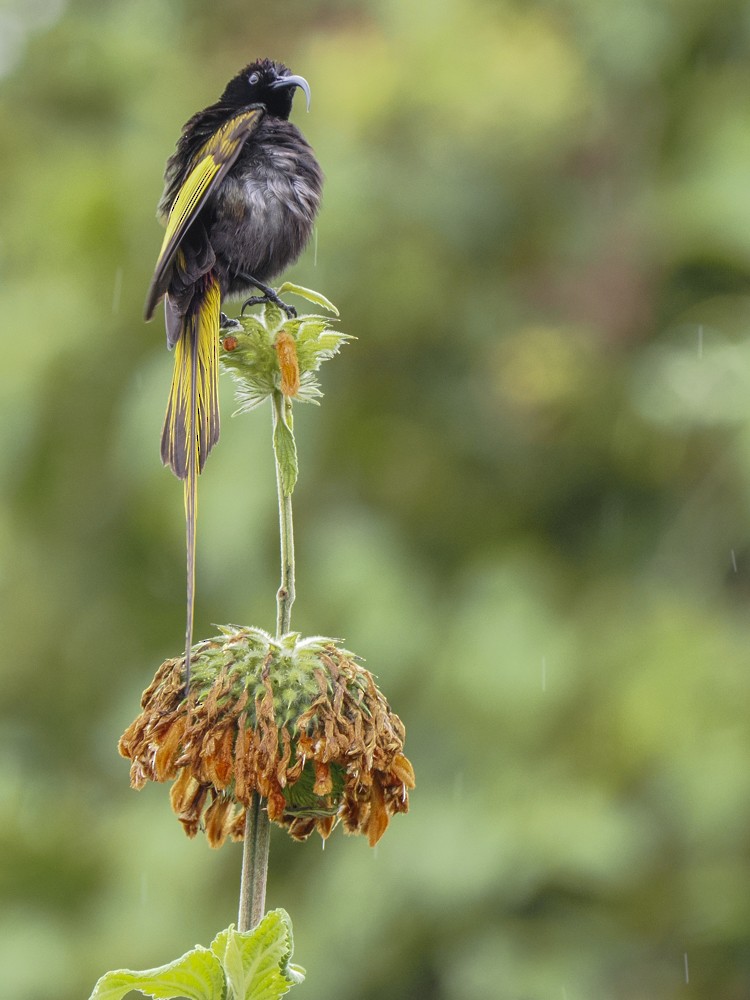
239 278 297 318
241 293 297 319
220 311 242 331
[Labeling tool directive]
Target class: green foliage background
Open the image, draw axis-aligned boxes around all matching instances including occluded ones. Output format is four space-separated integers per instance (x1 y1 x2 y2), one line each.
2 0 750 997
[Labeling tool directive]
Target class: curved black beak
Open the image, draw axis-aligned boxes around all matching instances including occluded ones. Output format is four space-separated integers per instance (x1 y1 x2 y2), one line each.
272 73 311 112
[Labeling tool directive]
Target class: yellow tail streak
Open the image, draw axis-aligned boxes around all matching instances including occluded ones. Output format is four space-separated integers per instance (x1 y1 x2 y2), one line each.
161 277 221 691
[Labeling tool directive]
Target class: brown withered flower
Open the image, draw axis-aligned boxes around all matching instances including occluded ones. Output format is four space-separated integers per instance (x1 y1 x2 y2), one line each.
274 330 301 397
119 627 414 849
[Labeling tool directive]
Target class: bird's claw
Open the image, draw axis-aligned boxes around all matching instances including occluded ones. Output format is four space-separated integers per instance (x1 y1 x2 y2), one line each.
220 312 242 331
240 290 296 318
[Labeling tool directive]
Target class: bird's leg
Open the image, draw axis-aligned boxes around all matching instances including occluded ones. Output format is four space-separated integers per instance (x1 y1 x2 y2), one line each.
239 274 297 318
220 311 242 331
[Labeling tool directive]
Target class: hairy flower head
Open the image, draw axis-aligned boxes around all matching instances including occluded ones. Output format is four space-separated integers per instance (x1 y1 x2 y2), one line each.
220 286 351 411
119 627 414 848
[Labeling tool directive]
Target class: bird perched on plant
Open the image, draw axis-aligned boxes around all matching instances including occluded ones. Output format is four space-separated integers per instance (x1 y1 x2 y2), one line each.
144 58 323 686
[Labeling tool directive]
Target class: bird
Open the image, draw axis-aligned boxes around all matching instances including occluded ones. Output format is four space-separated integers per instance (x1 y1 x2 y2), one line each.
144 58 323 690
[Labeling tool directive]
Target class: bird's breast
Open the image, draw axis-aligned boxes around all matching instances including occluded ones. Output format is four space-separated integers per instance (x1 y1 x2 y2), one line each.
209 130 322 291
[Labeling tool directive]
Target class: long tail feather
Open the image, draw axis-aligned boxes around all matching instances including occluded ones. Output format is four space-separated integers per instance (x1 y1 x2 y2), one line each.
161 277 221 693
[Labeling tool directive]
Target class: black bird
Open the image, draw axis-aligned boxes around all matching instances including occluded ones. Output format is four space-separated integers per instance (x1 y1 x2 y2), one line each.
144 58 322 685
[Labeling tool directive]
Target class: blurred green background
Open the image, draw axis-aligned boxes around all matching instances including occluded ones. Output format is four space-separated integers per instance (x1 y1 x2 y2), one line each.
3 0 750 997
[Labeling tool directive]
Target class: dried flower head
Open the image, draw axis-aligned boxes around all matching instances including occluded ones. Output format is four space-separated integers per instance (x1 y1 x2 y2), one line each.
119 627 414 848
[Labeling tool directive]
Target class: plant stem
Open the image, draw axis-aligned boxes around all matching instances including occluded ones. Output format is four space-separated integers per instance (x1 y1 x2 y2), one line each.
274 392 296 635
237 390 296 931
237 793 269 931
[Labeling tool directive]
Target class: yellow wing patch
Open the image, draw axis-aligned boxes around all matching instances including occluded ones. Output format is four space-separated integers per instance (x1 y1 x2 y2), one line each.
144 107 262 319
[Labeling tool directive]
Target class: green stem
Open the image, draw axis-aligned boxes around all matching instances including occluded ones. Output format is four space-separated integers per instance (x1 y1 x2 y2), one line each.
274 392 296 635
237 793 270 932
237 390 296 932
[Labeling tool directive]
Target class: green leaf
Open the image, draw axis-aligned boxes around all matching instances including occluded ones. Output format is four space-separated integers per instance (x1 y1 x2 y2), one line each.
262 302 286 332
89 946 226 1000
276 282 339 316
210 911 305 1000
232 315 266 337
273 408 298 496
293 320 329 345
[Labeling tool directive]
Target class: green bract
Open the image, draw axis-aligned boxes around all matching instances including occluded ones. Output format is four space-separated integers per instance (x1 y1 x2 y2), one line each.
220 285 351 412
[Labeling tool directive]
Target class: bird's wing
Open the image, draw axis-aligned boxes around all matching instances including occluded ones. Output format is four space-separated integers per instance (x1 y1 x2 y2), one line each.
144 106 263 320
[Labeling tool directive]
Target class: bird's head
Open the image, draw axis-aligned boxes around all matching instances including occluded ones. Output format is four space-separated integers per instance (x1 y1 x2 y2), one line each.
221 58 311 119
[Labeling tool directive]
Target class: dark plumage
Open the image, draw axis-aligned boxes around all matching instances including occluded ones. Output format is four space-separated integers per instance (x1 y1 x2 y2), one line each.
146 57 323 345
153 59 322 314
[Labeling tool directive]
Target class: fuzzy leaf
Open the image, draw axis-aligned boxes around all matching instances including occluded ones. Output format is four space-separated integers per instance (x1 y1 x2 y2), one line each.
89 946 225 1000
273 410 298 495
230 315 266 337
262 302 286 332
276 282 339 316
293 371 324 405
210 911 305 1000
231 380 276 414
221 287 347 414
297 327 350 358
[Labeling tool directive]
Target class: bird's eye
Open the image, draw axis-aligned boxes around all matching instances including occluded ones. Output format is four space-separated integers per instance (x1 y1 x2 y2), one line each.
248 72 260 86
